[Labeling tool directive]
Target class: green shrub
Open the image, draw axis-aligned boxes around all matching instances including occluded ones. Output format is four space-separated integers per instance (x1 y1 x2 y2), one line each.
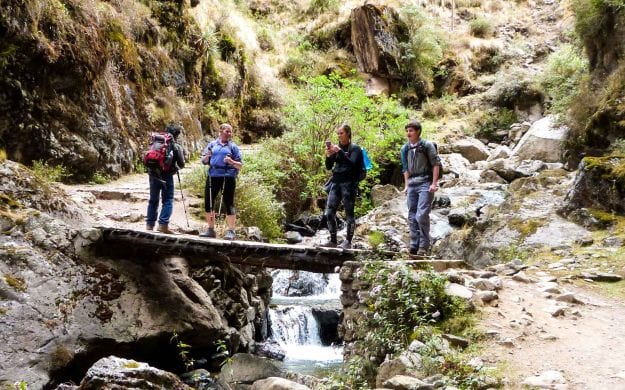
235 172 284 241
399 7 447 89
89 171 111 184
31 160 68 183
337 262 472 386
539 44 588 116
307 0 339 14
422 94 458 119
245 73 413 219
472 108 517 140
367 230 385 249
469 17 494 38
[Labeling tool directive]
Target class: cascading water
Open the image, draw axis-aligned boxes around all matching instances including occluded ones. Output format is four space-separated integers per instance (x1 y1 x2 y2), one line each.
269 270 343 374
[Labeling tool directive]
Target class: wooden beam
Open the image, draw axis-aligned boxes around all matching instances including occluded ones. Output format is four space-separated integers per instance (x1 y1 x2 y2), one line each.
93 228 365 273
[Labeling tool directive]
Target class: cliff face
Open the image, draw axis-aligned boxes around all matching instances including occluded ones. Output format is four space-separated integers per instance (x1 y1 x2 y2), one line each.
0 0 205 181
568 1 625 157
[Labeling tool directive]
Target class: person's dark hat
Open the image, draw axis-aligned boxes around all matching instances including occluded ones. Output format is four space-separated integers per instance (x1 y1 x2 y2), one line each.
166 123 183 138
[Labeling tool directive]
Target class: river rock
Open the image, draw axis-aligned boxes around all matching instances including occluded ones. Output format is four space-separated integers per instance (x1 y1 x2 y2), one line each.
251 377 311 390
218 353 284 384
77 356 191 389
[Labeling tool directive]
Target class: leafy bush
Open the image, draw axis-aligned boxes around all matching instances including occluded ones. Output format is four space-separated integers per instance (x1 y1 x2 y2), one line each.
539 44 588 116
307 0 339 14
337 262 473 387
245 73 413 218
31 160 68 183
469 17 494 38
235 171 285 241
399 6 447 90
472 108 517 140
422 94 459 119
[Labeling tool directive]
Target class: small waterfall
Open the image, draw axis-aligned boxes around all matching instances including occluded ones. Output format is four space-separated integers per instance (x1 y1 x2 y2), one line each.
269 270 343 373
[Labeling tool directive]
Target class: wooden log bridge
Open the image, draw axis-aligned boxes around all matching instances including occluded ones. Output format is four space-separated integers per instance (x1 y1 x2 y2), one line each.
94 227 369 273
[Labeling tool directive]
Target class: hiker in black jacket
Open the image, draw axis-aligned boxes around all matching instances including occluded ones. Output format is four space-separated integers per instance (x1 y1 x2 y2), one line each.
322 123 363 249
146 124 185 234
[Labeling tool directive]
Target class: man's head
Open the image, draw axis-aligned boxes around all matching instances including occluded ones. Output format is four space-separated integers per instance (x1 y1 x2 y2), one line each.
166 123 183 140
405 120 422 143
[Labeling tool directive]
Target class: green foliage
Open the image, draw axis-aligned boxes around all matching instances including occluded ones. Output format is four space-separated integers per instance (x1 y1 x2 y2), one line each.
216 338 233 367
497 244 530 263
0 149 6 162
245 73 413 218
539 44 588 116
182 166 207 197
422 94 459 119
572 0 624 42
399 6 446 88
472 108 517 140
469 17 494 38
31 160 68 183
235 171 285 241
367 230 385 249
170 331 194 372
336 262 470 386
308 0 340 14
89 171 111 185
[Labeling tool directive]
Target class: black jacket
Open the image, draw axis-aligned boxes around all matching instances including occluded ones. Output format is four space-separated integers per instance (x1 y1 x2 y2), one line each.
326 143 362 183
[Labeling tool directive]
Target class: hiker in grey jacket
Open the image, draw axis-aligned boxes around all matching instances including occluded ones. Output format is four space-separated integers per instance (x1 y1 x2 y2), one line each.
400 120 441 257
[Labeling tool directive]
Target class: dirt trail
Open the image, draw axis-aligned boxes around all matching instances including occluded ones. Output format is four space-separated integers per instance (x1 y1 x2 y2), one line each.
65 172 625 389
63 165 206 233
480 275 625 389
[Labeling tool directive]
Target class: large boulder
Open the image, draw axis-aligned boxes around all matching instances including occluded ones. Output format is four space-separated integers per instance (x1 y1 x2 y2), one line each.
351 4 405 80
511 115 568 162
218 353 284 385
450 138 491 163
77 356 190 390
251 377 311 390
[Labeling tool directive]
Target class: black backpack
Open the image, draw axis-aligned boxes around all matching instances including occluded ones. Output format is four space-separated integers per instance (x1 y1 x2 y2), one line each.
402 140 442 181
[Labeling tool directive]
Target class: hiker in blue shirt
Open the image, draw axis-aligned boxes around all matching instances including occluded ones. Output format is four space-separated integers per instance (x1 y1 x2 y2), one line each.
401 120 441 257
322 123 363 249
199 123 242 240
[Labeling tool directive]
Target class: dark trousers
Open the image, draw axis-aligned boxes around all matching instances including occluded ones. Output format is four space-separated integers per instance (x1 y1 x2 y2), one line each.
324 181 357 241
205 176 236 215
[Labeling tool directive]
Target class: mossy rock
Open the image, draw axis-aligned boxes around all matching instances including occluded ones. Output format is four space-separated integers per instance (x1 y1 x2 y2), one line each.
560 156 625 218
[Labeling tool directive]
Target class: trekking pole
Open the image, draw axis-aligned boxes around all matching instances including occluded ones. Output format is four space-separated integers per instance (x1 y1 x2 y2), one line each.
217 178 225 230
176 171 190 228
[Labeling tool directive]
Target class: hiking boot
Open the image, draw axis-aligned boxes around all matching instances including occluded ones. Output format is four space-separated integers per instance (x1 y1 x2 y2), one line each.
157 224 175 234
199 228 216 238
224 229 236 240
338 240 352 249
416 247 428 256
409 247 419 256
146 224 154 231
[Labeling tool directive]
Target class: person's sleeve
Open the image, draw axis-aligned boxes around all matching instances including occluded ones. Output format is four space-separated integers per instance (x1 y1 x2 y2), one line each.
175 144 185 169
201 142 211 165
400 144 408 173
325 154 336 170
427 142 442 167
344 146 361 167
233 144 242 163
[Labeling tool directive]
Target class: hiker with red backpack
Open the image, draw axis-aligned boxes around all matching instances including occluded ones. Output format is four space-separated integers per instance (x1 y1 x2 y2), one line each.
400 120 441 257
199 123 242 240
144 123 186 234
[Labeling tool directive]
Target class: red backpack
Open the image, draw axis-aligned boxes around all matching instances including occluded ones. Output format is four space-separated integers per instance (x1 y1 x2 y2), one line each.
143 132 174 174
